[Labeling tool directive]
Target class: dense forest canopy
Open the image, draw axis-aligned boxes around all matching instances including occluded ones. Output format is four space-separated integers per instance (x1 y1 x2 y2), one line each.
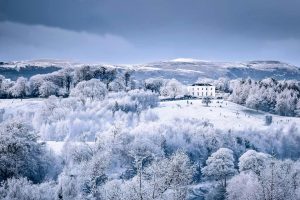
0 65 299 200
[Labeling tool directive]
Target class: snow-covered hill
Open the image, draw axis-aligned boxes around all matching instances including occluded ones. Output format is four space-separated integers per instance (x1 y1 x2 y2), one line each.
1 98 298 133
0 59 113 80
131 59 300 84
1 98 298 154
0 60 66 80
1 58 299 82
155 99 299 131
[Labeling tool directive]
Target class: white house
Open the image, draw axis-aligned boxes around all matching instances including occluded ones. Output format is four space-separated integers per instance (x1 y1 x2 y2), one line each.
187 83 216 98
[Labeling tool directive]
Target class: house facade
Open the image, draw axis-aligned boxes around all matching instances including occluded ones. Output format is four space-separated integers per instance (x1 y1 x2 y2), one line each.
187 83 216 98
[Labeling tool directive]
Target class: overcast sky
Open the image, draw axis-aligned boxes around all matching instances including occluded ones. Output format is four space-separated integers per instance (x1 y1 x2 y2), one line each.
1 0 300 65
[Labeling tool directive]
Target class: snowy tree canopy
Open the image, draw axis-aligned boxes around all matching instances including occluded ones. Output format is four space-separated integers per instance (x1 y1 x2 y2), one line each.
202 148 236 187
227 172 264 200
144 78 164 94
9 77 28 98
39 81 59 97
238 150 271 175
70 78 108 101
229 78 300 116
160 78 186 99
0 120 56 183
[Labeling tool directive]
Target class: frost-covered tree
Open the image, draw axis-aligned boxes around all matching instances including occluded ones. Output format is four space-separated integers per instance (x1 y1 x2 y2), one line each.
274 89 298 116
108 77 125 92
202 148 236 187
108 90 159 114
238 150 271 176
214 77 230 93
227 172 264 200
9 77 29 99
57 172 82 200
39 81 59 97
79 151 110 197
0 177 57 200
259 160 300 200
0 75 14 98
146 151 194 199
98 67 117 89
56 142 110 199
144 78 164 95
105 151 195 200
100 179 126 200
73 65 94 83
3 82 15 98
160 79 185 99
202 96 212 106
229 79 252 105
124 70 132 89
59 68 73 93
29 75 45 97
0 75 5 97
245 89 262 111
229 157 300 200
0 120 57 183
129 89 159 109
70 79 107 101
229 78 300 116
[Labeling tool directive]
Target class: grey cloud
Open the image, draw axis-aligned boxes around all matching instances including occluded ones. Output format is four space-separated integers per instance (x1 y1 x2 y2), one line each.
1 0 300 39
0 0 300 65
0 21 135 63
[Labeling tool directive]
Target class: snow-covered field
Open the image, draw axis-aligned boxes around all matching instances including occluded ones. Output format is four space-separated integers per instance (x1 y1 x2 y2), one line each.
156 100 300 131
1 98 299 155
0 98 43 121
2 98 299 133
0 98 43 111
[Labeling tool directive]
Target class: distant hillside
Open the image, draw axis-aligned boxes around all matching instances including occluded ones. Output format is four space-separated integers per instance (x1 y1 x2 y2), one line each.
0 60 69 80
130 59 300 84
1 59 299 82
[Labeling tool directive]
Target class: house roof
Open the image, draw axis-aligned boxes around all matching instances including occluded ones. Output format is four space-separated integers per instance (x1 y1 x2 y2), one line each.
191 83 212 86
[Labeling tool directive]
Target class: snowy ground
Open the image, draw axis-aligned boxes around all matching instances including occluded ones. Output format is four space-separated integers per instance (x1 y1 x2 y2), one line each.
1 98 299 154
0 98 43 108
155 99 300 131
0 98 43 116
